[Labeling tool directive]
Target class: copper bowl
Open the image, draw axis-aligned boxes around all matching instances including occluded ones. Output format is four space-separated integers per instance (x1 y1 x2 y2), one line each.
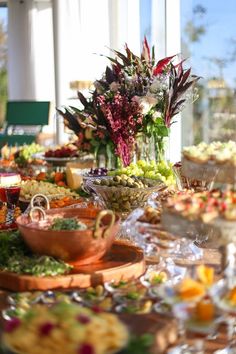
16 207 120 265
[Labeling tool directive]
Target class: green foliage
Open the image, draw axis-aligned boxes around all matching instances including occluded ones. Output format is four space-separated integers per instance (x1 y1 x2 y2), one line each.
50 217 87 231
0 231 72 276
119 334 154 354
0 19 7 126
0 67 7 126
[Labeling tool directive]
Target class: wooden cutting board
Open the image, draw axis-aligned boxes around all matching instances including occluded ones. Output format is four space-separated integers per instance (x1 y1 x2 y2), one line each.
0 241 146 292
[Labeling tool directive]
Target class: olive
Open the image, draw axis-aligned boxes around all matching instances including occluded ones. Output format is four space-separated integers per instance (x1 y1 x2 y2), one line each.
113 176 122 182
120 174 128 180
123 201 131 210
101 179 107 186
111 202 119 210
127 178 134 184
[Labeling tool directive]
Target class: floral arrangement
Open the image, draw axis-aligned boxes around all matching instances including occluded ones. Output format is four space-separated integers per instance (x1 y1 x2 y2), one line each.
58 38 200 167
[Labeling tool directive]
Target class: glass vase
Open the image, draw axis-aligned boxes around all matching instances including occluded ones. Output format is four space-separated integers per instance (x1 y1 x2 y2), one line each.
134 134 167 163
95 145 119 169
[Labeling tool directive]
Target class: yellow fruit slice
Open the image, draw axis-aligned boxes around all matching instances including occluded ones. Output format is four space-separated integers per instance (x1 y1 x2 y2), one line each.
196 265 214 287
177 278 205 300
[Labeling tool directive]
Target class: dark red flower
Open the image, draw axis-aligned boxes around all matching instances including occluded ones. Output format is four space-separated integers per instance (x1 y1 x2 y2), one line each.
97 92 143 166
78 343 95 354
39 321 55 336
4 318 21 333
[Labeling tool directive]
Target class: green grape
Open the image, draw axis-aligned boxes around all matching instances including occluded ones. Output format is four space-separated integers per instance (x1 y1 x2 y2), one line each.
137 160 147 168
109 159 176 186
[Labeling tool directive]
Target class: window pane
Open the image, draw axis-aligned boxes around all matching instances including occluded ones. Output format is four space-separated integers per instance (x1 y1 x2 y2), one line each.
181 0 236 145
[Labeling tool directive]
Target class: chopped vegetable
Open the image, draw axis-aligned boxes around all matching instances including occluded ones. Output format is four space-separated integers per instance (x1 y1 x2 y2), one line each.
49 218 87 231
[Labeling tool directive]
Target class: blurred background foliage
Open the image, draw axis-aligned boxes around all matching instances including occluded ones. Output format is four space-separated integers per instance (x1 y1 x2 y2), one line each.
0 19 7 127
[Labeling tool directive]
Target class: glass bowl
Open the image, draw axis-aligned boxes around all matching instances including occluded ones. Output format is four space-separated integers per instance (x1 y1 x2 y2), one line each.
87 177 165 213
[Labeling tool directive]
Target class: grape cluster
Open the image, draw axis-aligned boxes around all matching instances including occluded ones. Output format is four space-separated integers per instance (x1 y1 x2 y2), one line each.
88 168 108 176
14 143 44 167
108 160 176 186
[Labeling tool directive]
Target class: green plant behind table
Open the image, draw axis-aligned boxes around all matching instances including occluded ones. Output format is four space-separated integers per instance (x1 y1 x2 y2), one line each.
0 67 7 128
0 19 7 128
58 38 200 167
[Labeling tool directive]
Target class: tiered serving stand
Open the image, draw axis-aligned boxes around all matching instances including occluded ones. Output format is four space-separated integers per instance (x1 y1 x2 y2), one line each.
162 155 236 272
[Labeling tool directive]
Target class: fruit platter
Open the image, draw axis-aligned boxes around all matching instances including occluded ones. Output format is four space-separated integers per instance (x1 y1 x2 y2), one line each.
33 143 80 166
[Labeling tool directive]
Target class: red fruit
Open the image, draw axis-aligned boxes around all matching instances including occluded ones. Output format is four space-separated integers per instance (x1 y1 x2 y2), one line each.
39 322 55 336
78 343 95 354
76 314 91 325
4 318 21 333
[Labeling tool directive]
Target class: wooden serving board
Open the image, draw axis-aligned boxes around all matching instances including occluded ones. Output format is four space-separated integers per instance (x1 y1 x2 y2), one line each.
0 241 146 292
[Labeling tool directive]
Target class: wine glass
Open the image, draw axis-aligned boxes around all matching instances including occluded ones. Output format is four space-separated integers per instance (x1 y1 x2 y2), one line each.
5 186 21 209
0 185 7 204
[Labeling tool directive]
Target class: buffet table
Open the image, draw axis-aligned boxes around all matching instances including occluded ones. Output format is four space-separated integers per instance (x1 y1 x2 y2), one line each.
1 139 236 354
0 248 227 353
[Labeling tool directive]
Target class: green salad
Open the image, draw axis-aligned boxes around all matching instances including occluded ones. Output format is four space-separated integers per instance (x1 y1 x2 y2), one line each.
49 217 87 231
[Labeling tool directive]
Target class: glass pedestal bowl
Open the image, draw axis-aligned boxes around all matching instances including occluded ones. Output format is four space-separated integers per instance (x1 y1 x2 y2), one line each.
87 177 165 216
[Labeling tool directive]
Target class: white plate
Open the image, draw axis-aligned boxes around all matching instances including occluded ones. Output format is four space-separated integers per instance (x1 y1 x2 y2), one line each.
32 152 78 162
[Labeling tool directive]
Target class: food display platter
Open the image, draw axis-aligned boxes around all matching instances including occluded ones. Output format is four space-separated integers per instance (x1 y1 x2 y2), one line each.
32 152 79 166
0 241 145 292
182 157 236 184
161 209 236 248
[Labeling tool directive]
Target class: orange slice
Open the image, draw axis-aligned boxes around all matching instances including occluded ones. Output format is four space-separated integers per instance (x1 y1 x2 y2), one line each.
196 265 214 287
177 278 205 300
195 298 215 322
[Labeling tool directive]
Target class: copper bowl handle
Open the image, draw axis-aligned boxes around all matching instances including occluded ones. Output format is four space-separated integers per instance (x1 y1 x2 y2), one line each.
29 206 46 222
30 194 50 210
94 210 115 239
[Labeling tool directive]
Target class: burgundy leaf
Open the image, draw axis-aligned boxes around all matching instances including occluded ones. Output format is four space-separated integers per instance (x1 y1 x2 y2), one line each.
125 43 136 61
180 68 192 86
175 59 187 78
153 55 176 76
105 66 116 84
112 63 122 75
112 49 131 66
100 54 124 68
141 36 150 61
78 91 89 108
